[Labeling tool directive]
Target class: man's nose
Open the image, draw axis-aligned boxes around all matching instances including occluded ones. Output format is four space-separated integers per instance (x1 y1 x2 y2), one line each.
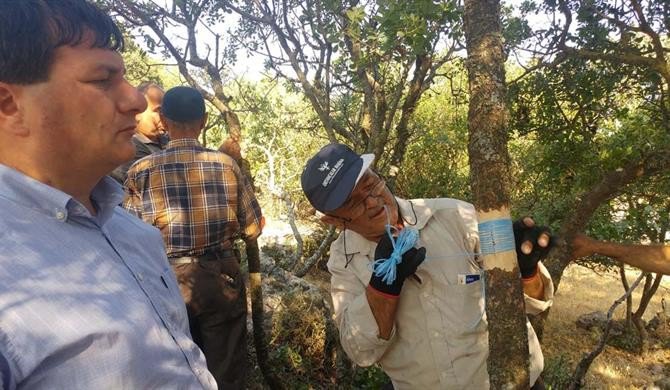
121 81 147 115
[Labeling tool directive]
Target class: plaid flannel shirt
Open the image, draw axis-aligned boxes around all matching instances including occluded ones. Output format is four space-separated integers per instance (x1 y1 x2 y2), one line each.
123 138 262 257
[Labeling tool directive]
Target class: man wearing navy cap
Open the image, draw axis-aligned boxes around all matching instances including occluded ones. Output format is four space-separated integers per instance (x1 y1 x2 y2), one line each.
301 143 555 389
124 86 263 389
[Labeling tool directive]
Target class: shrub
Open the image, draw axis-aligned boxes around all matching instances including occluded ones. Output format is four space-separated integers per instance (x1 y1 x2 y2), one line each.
267 289 338 387
544 354 573 390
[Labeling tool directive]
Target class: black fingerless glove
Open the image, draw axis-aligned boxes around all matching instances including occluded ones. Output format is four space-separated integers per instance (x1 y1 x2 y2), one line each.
513 219 553 278
369 233 426 296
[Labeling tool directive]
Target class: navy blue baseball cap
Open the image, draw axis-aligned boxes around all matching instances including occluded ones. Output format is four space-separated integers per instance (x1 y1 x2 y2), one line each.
301 144 374 212
161 86 206 122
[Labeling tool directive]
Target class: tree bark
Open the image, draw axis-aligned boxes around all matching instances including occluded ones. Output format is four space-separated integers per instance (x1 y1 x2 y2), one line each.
245 240 283 389
294 226 337 278
464 0 530 388
619 265 633 328
633 273 662 354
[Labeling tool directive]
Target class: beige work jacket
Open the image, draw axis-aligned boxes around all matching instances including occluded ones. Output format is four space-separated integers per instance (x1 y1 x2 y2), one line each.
327 198 554 389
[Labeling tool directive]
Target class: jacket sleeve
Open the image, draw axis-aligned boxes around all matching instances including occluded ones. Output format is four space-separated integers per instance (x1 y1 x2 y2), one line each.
524 261 554 316
327 237 396 367
232 161 263 242
110 139 152 186
122 167 143 219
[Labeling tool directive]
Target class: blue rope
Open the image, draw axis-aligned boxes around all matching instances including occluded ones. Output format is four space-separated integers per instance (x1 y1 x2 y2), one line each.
371 225 419 285
368 225 484 329
478 219 515 255
365 205 495 329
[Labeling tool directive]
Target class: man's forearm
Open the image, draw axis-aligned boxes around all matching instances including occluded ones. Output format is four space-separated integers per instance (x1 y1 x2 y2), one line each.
365 286 398 340
573 234 670 274
594 241 670 275
522 272 545 300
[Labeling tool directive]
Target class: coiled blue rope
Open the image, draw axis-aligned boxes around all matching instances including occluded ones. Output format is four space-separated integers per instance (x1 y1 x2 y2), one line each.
367 204 485 328
371 224 419 285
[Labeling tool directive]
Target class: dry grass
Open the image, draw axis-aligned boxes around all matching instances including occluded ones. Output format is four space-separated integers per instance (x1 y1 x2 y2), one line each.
543 264 670 389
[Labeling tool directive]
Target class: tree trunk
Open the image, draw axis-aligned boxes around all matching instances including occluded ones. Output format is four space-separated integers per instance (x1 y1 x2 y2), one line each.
245 240 283 389
633 273 662 354
387 54 432 190
619 265 633 328
294 226 337 278
464 0 530 388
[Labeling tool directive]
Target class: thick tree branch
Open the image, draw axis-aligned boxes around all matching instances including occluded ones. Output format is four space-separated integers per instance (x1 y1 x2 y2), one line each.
559 149 670 241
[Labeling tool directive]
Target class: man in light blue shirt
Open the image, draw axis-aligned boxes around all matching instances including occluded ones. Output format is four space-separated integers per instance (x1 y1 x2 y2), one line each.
0 0 216 388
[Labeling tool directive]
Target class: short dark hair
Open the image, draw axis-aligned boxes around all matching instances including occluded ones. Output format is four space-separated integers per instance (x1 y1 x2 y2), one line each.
136 81 163 94
0 0 124 85
162 86 206 123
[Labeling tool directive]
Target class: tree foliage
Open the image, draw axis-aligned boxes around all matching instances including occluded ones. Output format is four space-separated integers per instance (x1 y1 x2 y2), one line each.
505 0 670 290
107 0 248 140
395 62 471 200
121 36 164 85
222 0 464 187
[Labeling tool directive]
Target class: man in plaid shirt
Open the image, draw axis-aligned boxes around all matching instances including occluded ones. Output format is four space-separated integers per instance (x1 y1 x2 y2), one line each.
124 86 263 390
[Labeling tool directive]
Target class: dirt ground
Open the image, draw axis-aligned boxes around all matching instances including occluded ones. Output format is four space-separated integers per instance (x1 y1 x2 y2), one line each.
543 264 670 389
258 219 670 389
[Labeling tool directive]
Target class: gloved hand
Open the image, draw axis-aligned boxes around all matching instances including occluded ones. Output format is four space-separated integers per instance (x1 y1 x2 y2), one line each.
513 217 553 279
369 233 426 296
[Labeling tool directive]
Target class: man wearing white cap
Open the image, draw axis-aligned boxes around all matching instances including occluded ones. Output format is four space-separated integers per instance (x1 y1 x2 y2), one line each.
301 143 555 389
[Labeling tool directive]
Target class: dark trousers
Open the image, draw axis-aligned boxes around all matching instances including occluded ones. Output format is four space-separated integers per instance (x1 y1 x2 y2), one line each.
173 256 248 390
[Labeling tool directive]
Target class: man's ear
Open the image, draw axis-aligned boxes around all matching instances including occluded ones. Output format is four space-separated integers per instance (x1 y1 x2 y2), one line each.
159 113 167 128
320 214 345 230
0 83 27 136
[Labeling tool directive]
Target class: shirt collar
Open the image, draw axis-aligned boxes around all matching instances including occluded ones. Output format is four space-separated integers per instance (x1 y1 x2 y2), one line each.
341 197 436 254
133 132 159 145
166 138 202 149
91 176 125 225
396 197 434 230
0 164 124 225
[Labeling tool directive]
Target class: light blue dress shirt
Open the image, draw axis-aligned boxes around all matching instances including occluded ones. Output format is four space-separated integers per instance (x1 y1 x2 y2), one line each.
0 164 216 389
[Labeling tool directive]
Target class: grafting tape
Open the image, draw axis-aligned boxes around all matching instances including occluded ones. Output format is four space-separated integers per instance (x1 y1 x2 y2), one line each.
478 219 515 255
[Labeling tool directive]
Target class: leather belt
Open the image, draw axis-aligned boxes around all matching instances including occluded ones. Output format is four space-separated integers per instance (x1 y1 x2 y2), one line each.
168 249 237 265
